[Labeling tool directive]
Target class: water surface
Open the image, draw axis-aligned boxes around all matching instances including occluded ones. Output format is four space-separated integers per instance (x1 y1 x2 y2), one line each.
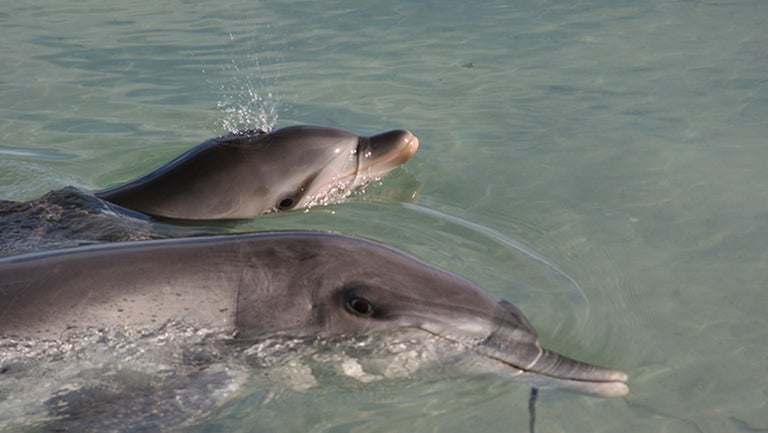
2 0 768 432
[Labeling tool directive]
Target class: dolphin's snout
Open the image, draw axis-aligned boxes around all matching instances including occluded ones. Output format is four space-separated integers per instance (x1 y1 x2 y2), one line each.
524 349 629 397
365 129 419 166
478 300 629 397
530 349 628 383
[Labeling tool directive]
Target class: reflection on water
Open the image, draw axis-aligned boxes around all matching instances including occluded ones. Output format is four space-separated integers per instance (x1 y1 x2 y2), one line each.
0 145 76 161
403 202 591 325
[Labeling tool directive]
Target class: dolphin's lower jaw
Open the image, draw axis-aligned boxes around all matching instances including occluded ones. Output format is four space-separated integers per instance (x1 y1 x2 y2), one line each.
484 347 629 397
415 325 628 397
432 300 629 397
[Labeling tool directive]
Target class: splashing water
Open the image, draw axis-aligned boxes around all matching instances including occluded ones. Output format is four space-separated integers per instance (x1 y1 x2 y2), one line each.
214 33 284 133
0 321 245 433
0 321 496 432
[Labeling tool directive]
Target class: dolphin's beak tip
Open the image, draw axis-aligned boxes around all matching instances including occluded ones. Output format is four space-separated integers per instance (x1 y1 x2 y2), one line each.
522 348 630 398
402 130 419 157
564 373 629 398
592 369 629 397
602 381 630 397
366 129 419 168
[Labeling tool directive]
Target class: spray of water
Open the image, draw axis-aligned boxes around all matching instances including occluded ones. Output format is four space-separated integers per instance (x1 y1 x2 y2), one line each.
214 33 285 133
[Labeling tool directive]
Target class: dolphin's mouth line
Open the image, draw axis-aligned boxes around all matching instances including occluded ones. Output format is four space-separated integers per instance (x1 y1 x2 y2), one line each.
305 132 419 203
483 353 627 385
414 327 534 375
414 327 627 386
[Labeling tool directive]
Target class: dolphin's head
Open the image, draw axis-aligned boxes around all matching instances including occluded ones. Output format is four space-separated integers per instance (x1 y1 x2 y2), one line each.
234 233 628 398
253 125 419 213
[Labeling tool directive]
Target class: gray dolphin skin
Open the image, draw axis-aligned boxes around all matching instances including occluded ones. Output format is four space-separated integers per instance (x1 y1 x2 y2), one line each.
0 231 628 397
95 125 419 219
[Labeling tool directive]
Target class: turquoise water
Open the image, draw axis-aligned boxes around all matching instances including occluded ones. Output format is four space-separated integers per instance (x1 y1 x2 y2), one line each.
2 0 768 431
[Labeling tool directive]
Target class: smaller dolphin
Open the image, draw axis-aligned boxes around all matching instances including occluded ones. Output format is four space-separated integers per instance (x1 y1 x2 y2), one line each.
0 125 418 256
96 126 419 219
0 231 628 397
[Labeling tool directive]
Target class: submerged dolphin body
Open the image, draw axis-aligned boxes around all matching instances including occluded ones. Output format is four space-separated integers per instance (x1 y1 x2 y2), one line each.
0 231 628 397
96 126 419 219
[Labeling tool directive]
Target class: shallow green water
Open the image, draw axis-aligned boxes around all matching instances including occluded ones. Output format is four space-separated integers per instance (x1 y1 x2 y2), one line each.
2 0 768 431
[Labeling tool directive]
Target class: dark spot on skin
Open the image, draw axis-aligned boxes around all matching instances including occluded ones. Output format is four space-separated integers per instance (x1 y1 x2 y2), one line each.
297 252 318 262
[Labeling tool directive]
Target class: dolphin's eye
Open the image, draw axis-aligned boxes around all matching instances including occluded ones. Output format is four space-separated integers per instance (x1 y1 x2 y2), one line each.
346 297 374 316
278 197 295 210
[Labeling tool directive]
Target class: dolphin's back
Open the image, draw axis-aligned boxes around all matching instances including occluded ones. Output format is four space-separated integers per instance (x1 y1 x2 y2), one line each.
95 133 259 219
0 237 247 338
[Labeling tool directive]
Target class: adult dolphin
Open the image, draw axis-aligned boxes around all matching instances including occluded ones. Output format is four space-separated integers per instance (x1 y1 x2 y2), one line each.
0 231 628 397
96 125 419 219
